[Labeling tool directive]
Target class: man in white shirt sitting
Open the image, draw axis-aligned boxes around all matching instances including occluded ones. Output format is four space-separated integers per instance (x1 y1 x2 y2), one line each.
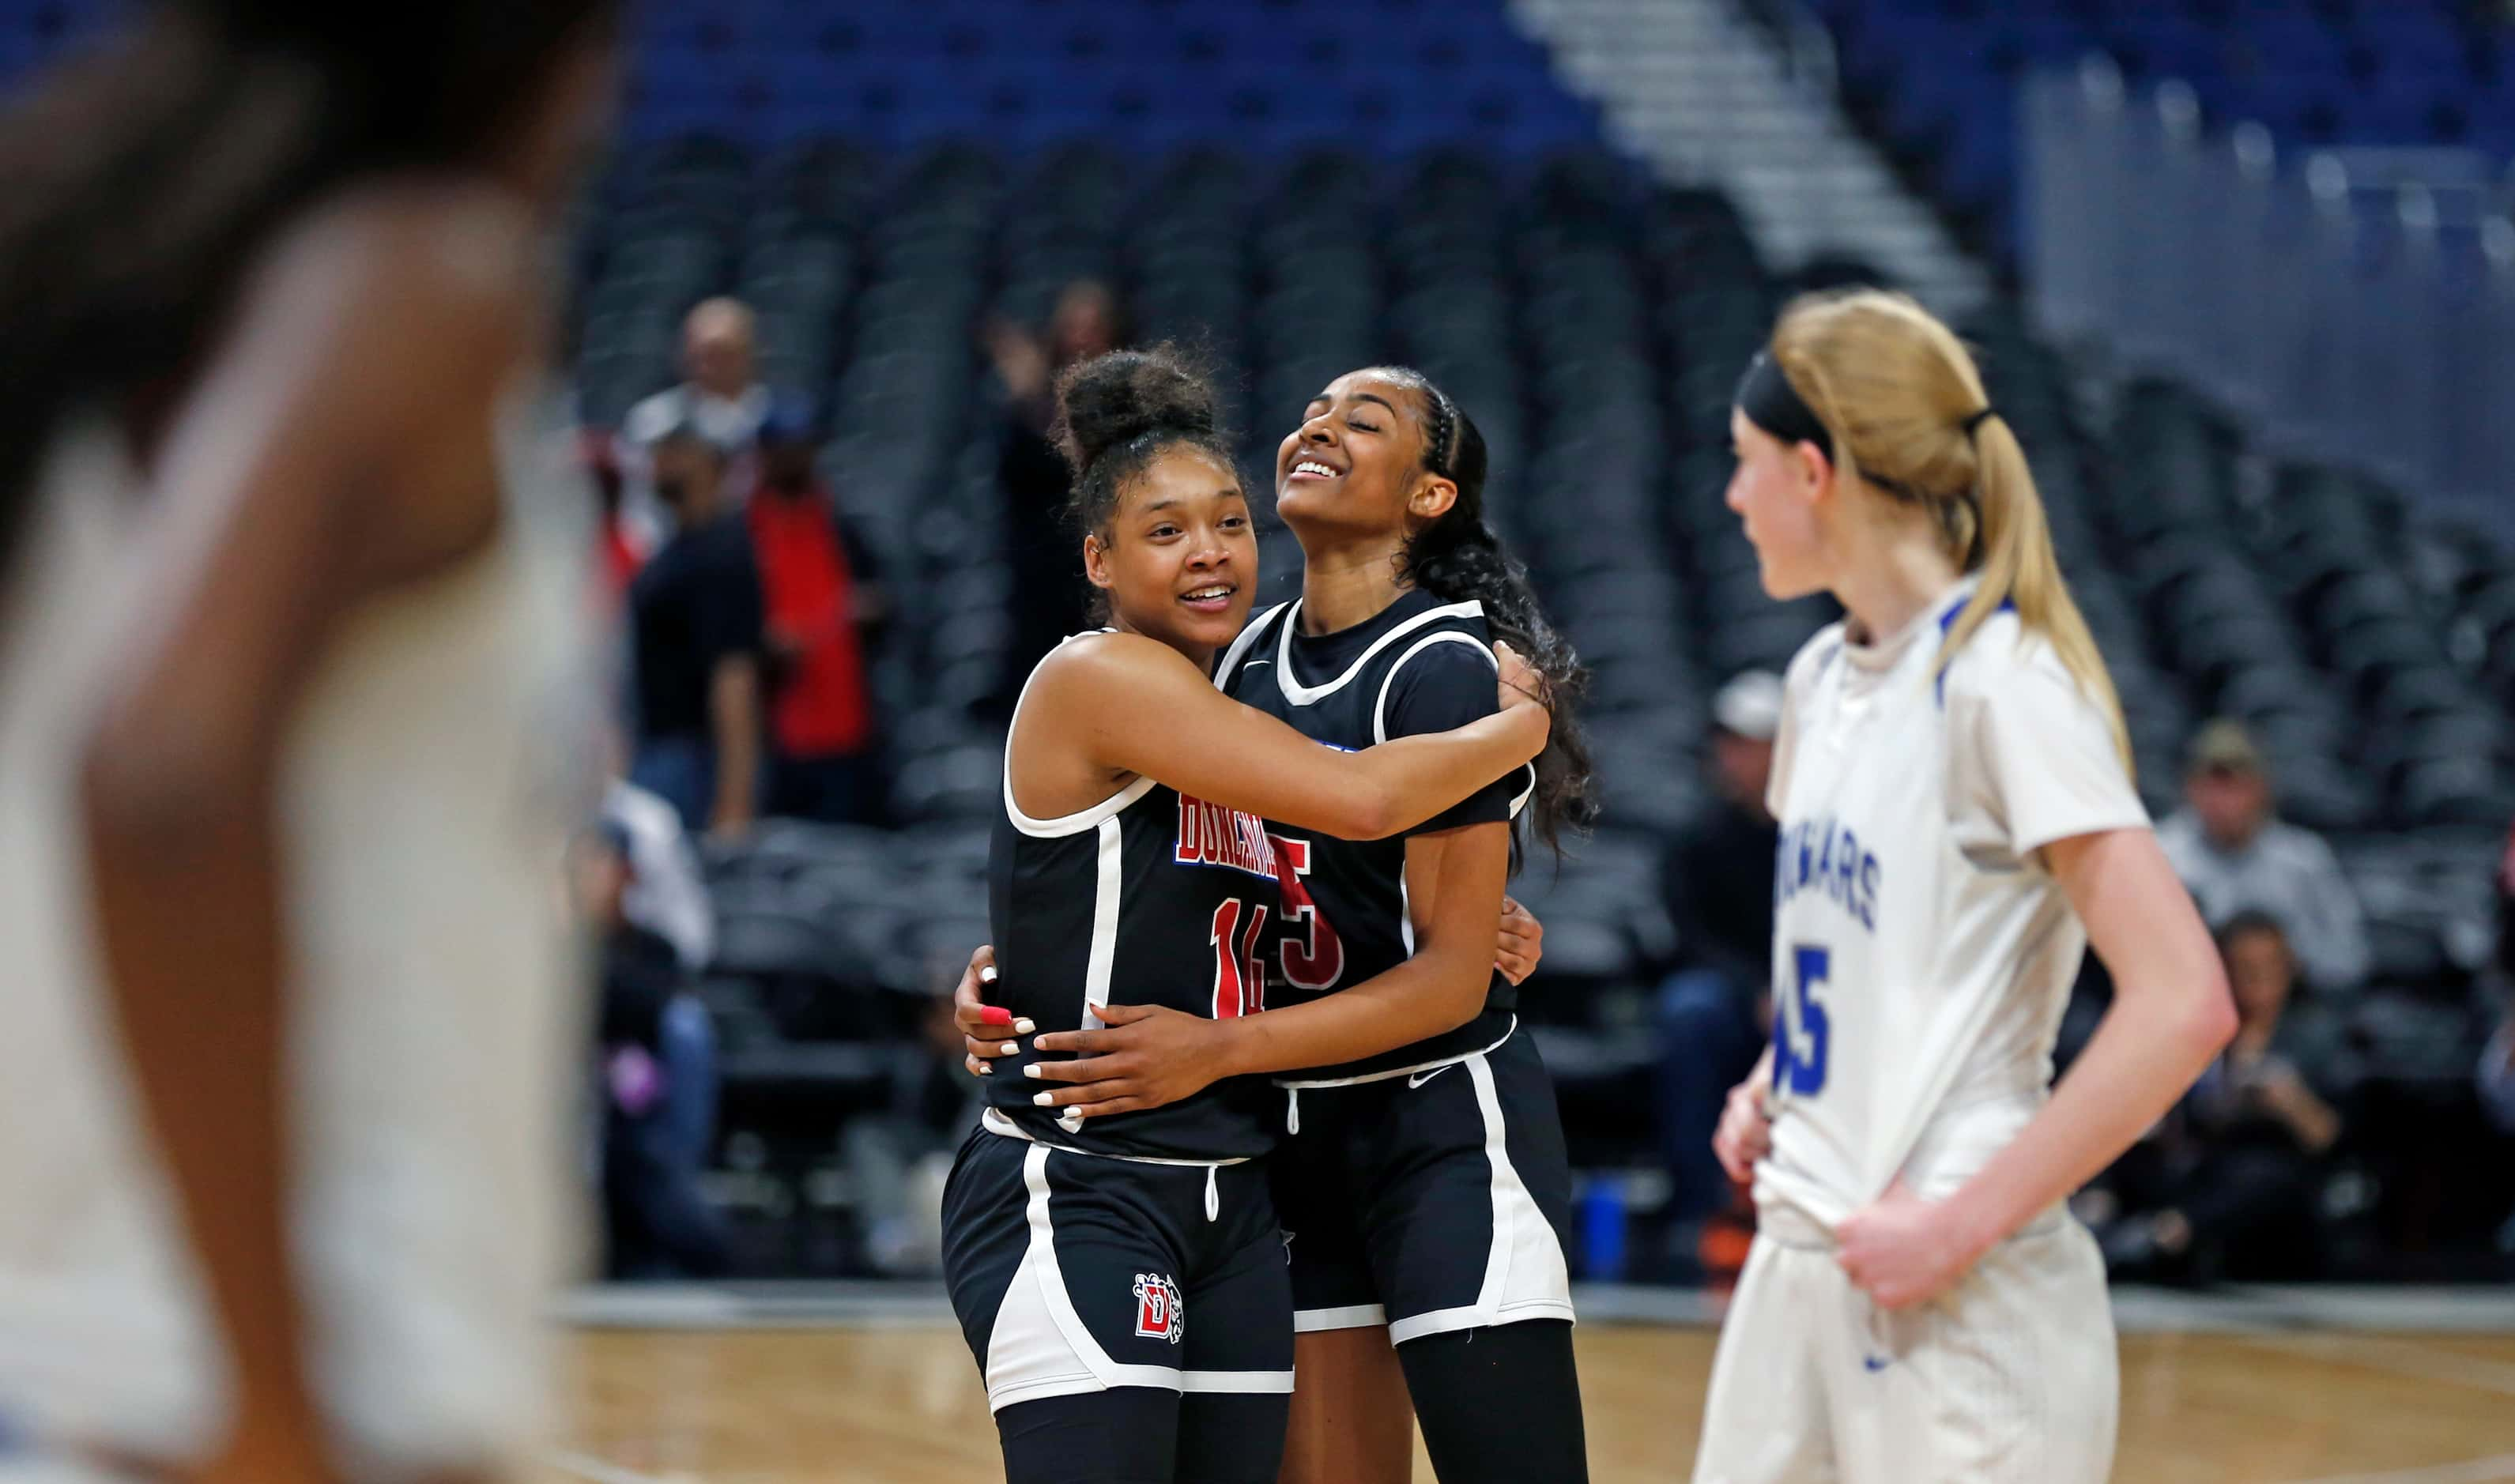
2159 720 2370 996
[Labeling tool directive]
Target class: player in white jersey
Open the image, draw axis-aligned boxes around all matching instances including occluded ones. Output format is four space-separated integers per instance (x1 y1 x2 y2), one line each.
0 6 618 1482
1688 291 2238 1484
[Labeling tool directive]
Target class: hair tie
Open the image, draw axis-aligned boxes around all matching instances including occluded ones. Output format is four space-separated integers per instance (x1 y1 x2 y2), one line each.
1962 406 1998 439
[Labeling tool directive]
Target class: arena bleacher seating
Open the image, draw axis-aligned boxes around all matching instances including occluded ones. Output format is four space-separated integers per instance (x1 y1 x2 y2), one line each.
1 0 2506 1274
1808 0 2515 259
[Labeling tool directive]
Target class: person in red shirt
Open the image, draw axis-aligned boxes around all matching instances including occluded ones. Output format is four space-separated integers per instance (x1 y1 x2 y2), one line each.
746 396 888 823
581 427 643 601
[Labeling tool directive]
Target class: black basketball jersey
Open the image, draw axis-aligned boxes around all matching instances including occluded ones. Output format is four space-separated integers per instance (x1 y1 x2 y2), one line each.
986 642 1281 1162
1215 589 1534 1081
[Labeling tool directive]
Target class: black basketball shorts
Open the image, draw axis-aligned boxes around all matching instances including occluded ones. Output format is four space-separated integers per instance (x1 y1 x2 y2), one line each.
942 1121 1295 1413
1271 1022 1578 1344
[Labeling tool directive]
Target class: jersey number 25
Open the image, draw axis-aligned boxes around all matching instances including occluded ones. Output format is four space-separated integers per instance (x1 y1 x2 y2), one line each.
1771 944 1831 1096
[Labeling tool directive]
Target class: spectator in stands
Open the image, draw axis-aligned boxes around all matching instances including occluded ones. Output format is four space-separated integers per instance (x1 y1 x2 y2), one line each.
746 395 890 825
2096 912 2345 1282
986 279 1126 710
628 426 764 840
2161 720 2370 994
577 823 730 1279
620 296 771 544
602 766 720 1207
1651 670 1783 1277
604 770 715 970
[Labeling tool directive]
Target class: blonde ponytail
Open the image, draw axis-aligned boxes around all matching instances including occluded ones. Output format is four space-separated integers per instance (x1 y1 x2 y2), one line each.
1770 289 2132 770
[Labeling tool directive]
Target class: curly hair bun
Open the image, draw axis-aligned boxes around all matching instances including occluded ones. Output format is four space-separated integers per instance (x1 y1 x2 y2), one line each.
1053 346 1223 479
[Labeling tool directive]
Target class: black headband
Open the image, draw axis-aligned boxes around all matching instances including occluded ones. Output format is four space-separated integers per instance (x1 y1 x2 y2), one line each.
1963 406 1998 438
1735 351 1831 450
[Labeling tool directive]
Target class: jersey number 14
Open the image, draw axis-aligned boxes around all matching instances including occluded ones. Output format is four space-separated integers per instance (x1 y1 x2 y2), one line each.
1771 944 1831 1096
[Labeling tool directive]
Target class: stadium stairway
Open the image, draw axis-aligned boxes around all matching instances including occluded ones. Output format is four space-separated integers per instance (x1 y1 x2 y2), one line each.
1511 0 1989 311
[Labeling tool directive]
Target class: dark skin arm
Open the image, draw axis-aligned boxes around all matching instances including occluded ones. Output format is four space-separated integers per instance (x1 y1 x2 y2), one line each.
79 186 534 1484
1012 630 1546 843
953 891 1544 1064
1020 821 1514 1117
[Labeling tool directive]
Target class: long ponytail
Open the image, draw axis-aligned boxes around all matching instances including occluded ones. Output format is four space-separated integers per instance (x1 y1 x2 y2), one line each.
1770 290 2130 769
1374 367 1601 860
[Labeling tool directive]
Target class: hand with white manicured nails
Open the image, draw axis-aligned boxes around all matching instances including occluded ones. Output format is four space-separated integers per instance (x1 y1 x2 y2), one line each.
952 944 1034 1078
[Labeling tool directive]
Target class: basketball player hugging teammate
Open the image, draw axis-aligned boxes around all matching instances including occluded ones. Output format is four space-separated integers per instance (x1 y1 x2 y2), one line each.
958 360 1601 1484
937 347 1557 1484
1691 291 2237 1483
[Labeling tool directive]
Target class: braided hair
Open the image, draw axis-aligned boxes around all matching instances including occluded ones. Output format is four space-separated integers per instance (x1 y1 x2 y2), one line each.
1378 367 1599 859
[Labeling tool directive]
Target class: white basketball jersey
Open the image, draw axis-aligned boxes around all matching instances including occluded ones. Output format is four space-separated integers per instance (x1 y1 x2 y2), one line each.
0 394 598 1473
0 426 221 1460
1753 581 2147 1233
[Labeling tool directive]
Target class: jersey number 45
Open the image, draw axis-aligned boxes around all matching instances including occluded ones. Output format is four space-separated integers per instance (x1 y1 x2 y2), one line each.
1771 944 1831 1096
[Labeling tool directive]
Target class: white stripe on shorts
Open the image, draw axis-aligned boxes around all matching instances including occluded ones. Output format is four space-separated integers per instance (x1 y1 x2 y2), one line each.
1385 1052 1575 1346
980 1145 1295 1412
1292 1304 1389 1332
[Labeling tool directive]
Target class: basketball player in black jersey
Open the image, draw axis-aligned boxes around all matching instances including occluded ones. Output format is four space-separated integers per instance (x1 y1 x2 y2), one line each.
941 349 1552 1484
965 367 1599 1483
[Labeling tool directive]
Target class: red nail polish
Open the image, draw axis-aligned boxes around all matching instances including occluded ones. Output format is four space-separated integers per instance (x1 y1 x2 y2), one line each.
979 1005 1013 1026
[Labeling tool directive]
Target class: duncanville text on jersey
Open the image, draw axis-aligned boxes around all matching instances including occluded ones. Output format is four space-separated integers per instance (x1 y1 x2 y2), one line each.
1175 793 1279 881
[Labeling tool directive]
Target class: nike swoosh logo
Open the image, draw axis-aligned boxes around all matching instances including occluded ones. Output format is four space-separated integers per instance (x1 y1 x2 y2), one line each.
1408 1064 1456 1090
1862 1355 1892 1373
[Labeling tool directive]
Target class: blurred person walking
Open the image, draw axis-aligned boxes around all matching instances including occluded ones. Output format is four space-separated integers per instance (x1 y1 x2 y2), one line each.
0 4 623 1483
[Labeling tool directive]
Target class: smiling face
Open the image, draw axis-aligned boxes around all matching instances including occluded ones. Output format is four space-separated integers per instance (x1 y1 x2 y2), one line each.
1083 446 1258 661
1275 371 1456 546
1725 407 1832 601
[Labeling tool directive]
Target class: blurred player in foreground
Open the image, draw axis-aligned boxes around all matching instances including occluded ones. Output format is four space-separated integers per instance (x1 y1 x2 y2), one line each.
1693 291 2235 1483
0 3 619 1481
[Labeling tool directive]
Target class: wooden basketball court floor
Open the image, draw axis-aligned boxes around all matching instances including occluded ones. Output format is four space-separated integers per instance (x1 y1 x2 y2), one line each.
534 1284 2515 1484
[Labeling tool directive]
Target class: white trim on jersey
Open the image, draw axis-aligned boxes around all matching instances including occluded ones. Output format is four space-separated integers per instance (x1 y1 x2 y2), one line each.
1371 631 1490 744
1269 597 1487 705
1370 629 1539 823
1081 818 1123 1038
1001 633 1159 838
981 1145 1297 1412
1213 601 1290 690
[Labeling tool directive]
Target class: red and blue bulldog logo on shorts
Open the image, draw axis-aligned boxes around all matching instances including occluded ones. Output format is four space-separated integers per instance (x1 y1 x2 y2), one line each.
1132 1271 1184 1344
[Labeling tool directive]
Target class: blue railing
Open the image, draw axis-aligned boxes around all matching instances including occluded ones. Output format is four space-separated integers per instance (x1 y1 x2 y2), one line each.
2026 57 2515 537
